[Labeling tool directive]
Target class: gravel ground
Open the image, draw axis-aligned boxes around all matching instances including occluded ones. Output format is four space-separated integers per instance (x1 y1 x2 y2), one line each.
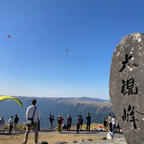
71 133 127 144
78 137 127 144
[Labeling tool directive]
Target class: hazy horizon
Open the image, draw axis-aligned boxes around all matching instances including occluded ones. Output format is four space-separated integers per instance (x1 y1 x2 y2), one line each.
0 95 110 100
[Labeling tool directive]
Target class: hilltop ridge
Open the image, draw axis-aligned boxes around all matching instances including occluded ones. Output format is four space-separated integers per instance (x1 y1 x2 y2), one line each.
0 96 113 128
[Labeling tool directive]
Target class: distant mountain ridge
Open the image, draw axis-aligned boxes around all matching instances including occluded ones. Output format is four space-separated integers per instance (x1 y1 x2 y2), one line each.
0 96 113 128
15 96 110 102
48 96 110 103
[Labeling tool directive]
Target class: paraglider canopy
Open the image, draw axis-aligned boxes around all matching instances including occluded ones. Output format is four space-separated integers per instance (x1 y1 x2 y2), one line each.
0 96 23 106
65 49 69 56
7 34 11 39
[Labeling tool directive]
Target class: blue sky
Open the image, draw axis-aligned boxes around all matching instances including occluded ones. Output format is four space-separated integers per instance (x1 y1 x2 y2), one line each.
0 0 144 99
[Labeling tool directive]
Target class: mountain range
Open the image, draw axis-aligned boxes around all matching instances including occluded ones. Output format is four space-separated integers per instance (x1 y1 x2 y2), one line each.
0 96 113 128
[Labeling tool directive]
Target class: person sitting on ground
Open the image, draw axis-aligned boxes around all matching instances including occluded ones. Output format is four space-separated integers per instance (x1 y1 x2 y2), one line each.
107 128 114 140
8 116 14 134
62 124 67 130
14 114 19 131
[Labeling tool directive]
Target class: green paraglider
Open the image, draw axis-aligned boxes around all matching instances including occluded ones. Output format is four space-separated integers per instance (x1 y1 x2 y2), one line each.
0 96 22 106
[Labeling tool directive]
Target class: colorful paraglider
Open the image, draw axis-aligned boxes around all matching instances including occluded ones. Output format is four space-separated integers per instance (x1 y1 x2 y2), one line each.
0 96 22 106
7 34 11 39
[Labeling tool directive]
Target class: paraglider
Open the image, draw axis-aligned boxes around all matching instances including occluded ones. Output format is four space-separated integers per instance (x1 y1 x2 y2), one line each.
0 96 22 106
7 34 11 39
65 49 69 56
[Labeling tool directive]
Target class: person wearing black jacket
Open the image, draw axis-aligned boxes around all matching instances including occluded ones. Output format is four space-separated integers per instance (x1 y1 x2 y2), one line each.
86 113 91 131
76 115 80 133
67 115 72 131
14 114 19 131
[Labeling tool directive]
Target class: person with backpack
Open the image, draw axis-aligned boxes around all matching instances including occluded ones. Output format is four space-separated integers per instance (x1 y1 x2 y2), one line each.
23 99 40 144
79 115 83 130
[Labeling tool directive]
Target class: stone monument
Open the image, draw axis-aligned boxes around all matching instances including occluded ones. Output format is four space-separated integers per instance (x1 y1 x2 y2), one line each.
110 32 144 144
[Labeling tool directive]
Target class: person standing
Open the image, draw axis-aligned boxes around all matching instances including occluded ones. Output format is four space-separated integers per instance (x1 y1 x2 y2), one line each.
57 115 63 132
86 113 91 131
108 114 112 130
49 114 53 129
103 118 107 131
52 115 54 129
67 114 72 131
0 117 5 133
79 115 83 130
23 99 40 144
8 116 14 134
112 116 116 132
49 114 55 129
76 115 80 133
14 114 19 131
38 118 40 131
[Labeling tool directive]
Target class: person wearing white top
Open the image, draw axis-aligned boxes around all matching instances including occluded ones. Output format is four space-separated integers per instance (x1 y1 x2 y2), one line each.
8 116 14 134
0 117 5 133
26 105 40 123
112 116 116 131
23 99 40 144
108 114 112 130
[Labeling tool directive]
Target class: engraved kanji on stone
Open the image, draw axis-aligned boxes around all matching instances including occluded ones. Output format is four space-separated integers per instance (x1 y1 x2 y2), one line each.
121 78 138 95
119 54 138 72
122 105 138 129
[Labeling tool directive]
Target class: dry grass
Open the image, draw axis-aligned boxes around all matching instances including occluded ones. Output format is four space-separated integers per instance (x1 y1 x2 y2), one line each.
0 133 102 144
0 123 104 144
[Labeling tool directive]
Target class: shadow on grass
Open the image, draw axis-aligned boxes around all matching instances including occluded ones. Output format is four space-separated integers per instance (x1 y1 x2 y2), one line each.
0 130 25 135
